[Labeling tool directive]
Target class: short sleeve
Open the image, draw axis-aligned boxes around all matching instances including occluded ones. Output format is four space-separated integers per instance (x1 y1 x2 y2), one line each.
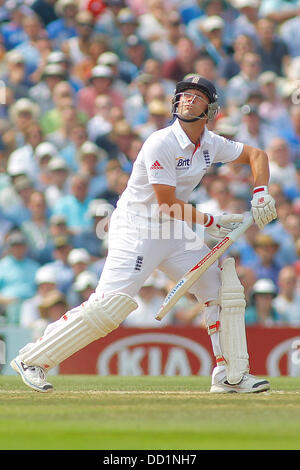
143 135 177 187
212 134 244 164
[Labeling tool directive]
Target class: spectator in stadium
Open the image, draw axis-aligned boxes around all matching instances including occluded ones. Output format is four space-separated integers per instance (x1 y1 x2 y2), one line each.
19 264 58 329
2 50 32 100
77 140 107 198
273 266 300 326
8 97 40 149
62 10 96 67
226 52 262 108
235 104 275 150
46 0 78 49
7 120 44 185
251 233 281 285
0 2 28 51
72 198 112 260
230 0 260 43
280 11 300 58
145 10 186 63
111 7 141 60
28 63 68 115
219 33 255 82
97 159 129 207
86 94 114 142
68 269 98 308
197 176 235 214
1 175 35 228
245 278 279 326
14 13 46 76
279 105 300 161
34 141 60 189
121 34 151 82
255 17 290 76
0 230 40 324
51 174 92 234
43 234 74 294
268 137 298 191
135 98 171 141
162 35 198 83
30 0 58 27
258 0 300 24
44 157 70 210
77 65 124 118
59 122 88 171
40 80 86 135
66 249 91 305
20 190 53 264
45 103 81 151
33 289 69 339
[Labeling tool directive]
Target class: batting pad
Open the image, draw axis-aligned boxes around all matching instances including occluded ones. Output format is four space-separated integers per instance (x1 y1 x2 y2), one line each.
219 258 249 384
19 293 138 370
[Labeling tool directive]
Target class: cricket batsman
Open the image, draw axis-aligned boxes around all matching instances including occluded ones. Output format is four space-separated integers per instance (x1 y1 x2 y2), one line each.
11 75 277 393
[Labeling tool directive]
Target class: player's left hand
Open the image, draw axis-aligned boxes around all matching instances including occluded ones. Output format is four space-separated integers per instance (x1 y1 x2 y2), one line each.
251 186 277 230
204 213 244 239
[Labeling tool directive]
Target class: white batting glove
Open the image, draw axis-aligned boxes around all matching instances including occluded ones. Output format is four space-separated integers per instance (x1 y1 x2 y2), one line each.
204 213 244 239
251 186 277 230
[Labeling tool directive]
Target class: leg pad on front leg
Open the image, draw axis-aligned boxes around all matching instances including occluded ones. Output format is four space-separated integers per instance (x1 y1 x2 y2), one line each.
219 258 249 384
19 293 138 370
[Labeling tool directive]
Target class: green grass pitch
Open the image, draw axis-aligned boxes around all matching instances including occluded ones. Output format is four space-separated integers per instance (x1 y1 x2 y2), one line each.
1 375 300 450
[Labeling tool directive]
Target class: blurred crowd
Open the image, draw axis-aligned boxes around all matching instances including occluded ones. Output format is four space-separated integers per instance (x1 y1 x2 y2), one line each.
0 0 300 338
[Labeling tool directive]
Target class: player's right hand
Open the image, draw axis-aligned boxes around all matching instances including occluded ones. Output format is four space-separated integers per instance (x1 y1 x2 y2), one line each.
204 213 244 239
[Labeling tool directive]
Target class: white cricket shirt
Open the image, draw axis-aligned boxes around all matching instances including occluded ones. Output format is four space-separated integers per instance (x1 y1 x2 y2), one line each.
117 119 243 220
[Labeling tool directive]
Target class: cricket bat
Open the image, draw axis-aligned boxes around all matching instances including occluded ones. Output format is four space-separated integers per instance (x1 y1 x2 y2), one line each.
155 213 254 321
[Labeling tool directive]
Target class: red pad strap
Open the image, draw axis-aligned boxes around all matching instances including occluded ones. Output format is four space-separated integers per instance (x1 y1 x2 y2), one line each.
207 321 220 335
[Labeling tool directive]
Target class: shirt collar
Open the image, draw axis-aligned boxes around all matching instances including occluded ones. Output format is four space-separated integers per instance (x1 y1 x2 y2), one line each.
171 118 212 149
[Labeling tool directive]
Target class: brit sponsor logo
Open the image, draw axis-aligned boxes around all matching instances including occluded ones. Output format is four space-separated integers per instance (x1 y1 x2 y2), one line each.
176 156 191 169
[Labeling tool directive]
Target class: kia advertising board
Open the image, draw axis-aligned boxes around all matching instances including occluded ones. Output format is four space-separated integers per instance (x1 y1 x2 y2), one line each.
60 326 300 377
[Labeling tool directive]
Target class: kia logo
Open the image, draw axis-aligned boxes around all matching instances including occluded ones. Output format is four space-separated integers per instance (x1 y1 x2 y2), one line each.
267 336 300 376
97 333 213 376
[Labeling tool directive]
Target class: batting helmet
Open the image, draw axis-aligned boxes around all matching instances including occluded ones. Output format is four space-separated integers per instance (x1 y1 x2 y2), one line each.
172 75 219 122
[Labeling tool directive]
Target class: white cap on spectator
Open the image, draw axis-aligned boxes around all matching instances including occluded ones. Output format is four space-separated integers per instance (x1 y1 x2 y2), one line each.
55 0 78 16
252 278 277 296
97 52 120 66
35 142 59 160
68 248 90 265
10 98 40 122
47 51 69 64
90 65 113 80
73 271 98 292
35 266 57 285
258 71 278 86
232 0 259 8
48 157 69 172
78 141 104 160
5 50 24 64
7 158 29 177
201 15 224 32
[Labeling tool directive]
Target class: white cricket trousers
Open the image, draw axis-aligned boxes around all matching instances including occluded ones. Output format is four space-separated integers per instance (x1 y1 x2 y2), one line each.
95 210 223 358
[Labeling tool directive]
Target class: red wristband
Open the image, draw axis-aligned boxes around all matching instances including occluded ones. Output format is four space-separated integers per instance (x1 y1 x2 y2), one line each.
204 214 214 227
253 186 268 194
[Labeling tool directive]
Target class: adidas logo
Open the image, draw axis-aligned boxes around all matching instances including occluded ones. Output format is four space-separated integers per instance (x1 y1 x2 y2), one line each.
150 160 164 170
